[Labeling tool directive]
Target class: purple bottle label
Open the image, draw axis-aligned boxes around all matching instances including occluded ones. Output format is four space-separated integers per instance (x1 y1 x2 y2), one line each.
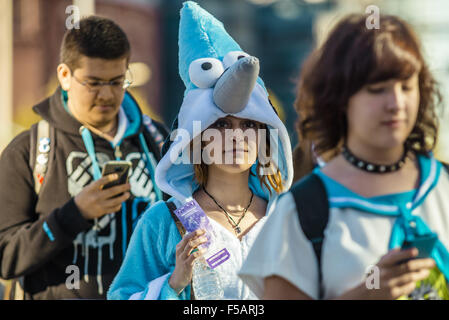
206 248 231 269
174 199 230 269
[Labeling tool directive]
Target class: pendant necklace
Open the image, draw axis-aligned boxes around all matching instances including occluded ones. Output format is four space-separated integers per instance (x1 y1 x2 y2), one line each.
203 187 253 234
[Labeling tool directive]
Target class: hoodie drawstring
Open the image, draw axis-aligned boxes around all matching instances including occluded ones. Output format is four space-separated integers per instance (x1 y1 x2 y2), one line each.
80 126 102 181
79 126 106 294
139 132 163 200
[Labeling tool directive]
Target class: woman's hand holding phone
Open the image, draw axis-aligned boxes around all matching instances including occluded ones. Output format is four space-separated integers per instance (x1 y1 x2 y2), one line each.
366 248 436 299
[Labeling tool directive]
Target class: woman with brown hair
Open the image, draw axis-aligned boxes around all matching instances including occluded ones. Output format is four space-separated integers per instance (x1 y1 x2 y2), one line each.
239 13 449 300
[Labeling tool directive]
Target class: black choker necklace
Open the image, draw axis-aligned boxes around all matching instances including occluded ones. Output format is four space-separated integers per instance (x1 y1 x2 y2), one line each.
341 145 408 174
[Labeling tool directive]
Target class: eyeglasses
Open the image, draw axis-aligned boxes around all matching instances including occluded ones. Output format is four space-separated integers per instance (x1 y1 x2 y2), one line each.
71 70 133 93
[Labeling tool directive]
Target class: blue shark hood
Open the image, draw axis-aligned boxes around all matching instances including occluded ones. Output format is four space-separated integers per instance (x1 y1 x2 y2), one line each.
155 1 293 202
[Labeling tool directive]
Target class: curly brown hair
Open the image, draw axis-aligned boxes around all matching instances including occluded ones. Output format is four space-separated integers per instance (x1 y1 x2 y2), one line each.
295 14 442 161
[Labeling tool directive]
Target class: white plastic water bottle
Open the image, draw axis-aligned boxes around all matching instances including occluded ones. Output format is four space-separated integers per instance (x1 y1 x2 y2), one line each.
192 258 224 300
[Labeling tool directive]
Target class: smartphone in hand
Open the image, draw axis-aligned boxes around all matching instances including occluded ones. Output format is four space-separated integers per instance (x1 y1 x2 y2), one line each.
402 233 438 259
101 161 132 190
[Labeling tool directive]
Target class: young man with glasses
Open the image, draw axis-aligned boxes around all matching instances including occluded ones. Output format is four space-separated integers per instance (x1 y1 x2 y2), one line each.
0 16 168 299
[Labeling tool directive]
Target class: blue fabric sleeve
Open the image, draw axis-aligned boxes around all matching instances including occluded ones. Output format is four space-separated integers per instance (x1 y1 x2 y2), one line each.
159 274 191 300
107 200 190 300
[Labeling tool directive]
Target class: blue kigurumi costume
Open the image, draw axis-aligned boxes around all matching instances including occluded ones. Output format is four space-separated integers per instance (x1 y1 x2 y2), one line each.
107 1 293 300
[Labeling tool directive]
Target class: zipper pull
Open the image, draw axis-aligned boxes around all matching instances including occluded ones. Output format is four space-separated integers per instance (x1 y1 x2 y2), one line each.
114 145 122 159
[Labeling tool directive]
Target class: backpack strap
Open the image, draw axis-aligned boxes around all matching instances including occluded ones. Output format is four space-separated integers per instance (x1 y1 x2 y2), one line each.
290 173 329 299
142 114 166 155
11 119 55 300
29 119 55 195
165 201 195 299
166 201 186 237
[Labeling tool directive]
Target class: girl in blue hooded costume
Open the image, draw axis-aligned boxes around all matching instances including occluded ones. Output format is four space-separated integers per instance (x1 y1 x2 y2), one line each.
239 14 449 300
107 1 293 300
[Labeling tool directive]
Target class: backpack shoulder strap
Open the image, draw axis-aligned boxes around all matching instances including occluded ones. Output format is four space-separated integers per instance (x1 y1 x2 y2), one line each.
165 201 187 238
142 114 166 155
13 120 53 300
290 172 329 299
29 119 54 195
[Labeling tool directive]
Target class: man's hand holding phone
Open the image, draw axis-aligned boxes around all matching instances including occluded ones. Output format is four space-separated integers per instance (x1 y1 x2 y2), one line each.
74 161 132 220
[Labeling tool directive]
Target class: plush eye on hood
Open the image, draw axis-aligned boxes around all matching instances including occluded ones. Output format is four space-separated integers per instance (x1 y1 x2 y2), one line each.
189 51 250 89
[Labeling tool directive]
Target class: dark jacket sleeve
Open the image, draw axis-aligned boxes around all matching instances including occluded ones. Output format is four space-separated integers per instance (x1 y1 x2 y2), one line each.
0 131 91 279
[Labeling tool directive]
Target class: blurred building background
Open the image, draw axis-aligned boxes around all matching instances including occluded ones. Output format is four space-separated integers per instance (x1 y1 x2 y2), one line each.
7 0 162 132
1 0 448 162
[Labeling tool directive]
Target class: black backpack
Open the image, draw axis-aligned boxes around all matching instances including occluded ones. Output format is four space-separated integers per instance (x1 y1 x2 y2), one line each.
291 163 449 299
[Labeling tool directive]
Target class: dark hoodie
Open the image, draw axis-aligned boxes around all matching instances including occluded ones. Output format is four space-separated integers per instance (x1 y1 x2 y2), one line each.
0 88 167 299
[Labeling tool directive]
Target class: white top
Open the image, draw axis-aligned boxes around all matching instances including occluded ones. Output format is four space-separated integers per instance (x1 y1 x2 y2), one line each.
208 216 268 299
132 214 268 300
239 158 449 300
